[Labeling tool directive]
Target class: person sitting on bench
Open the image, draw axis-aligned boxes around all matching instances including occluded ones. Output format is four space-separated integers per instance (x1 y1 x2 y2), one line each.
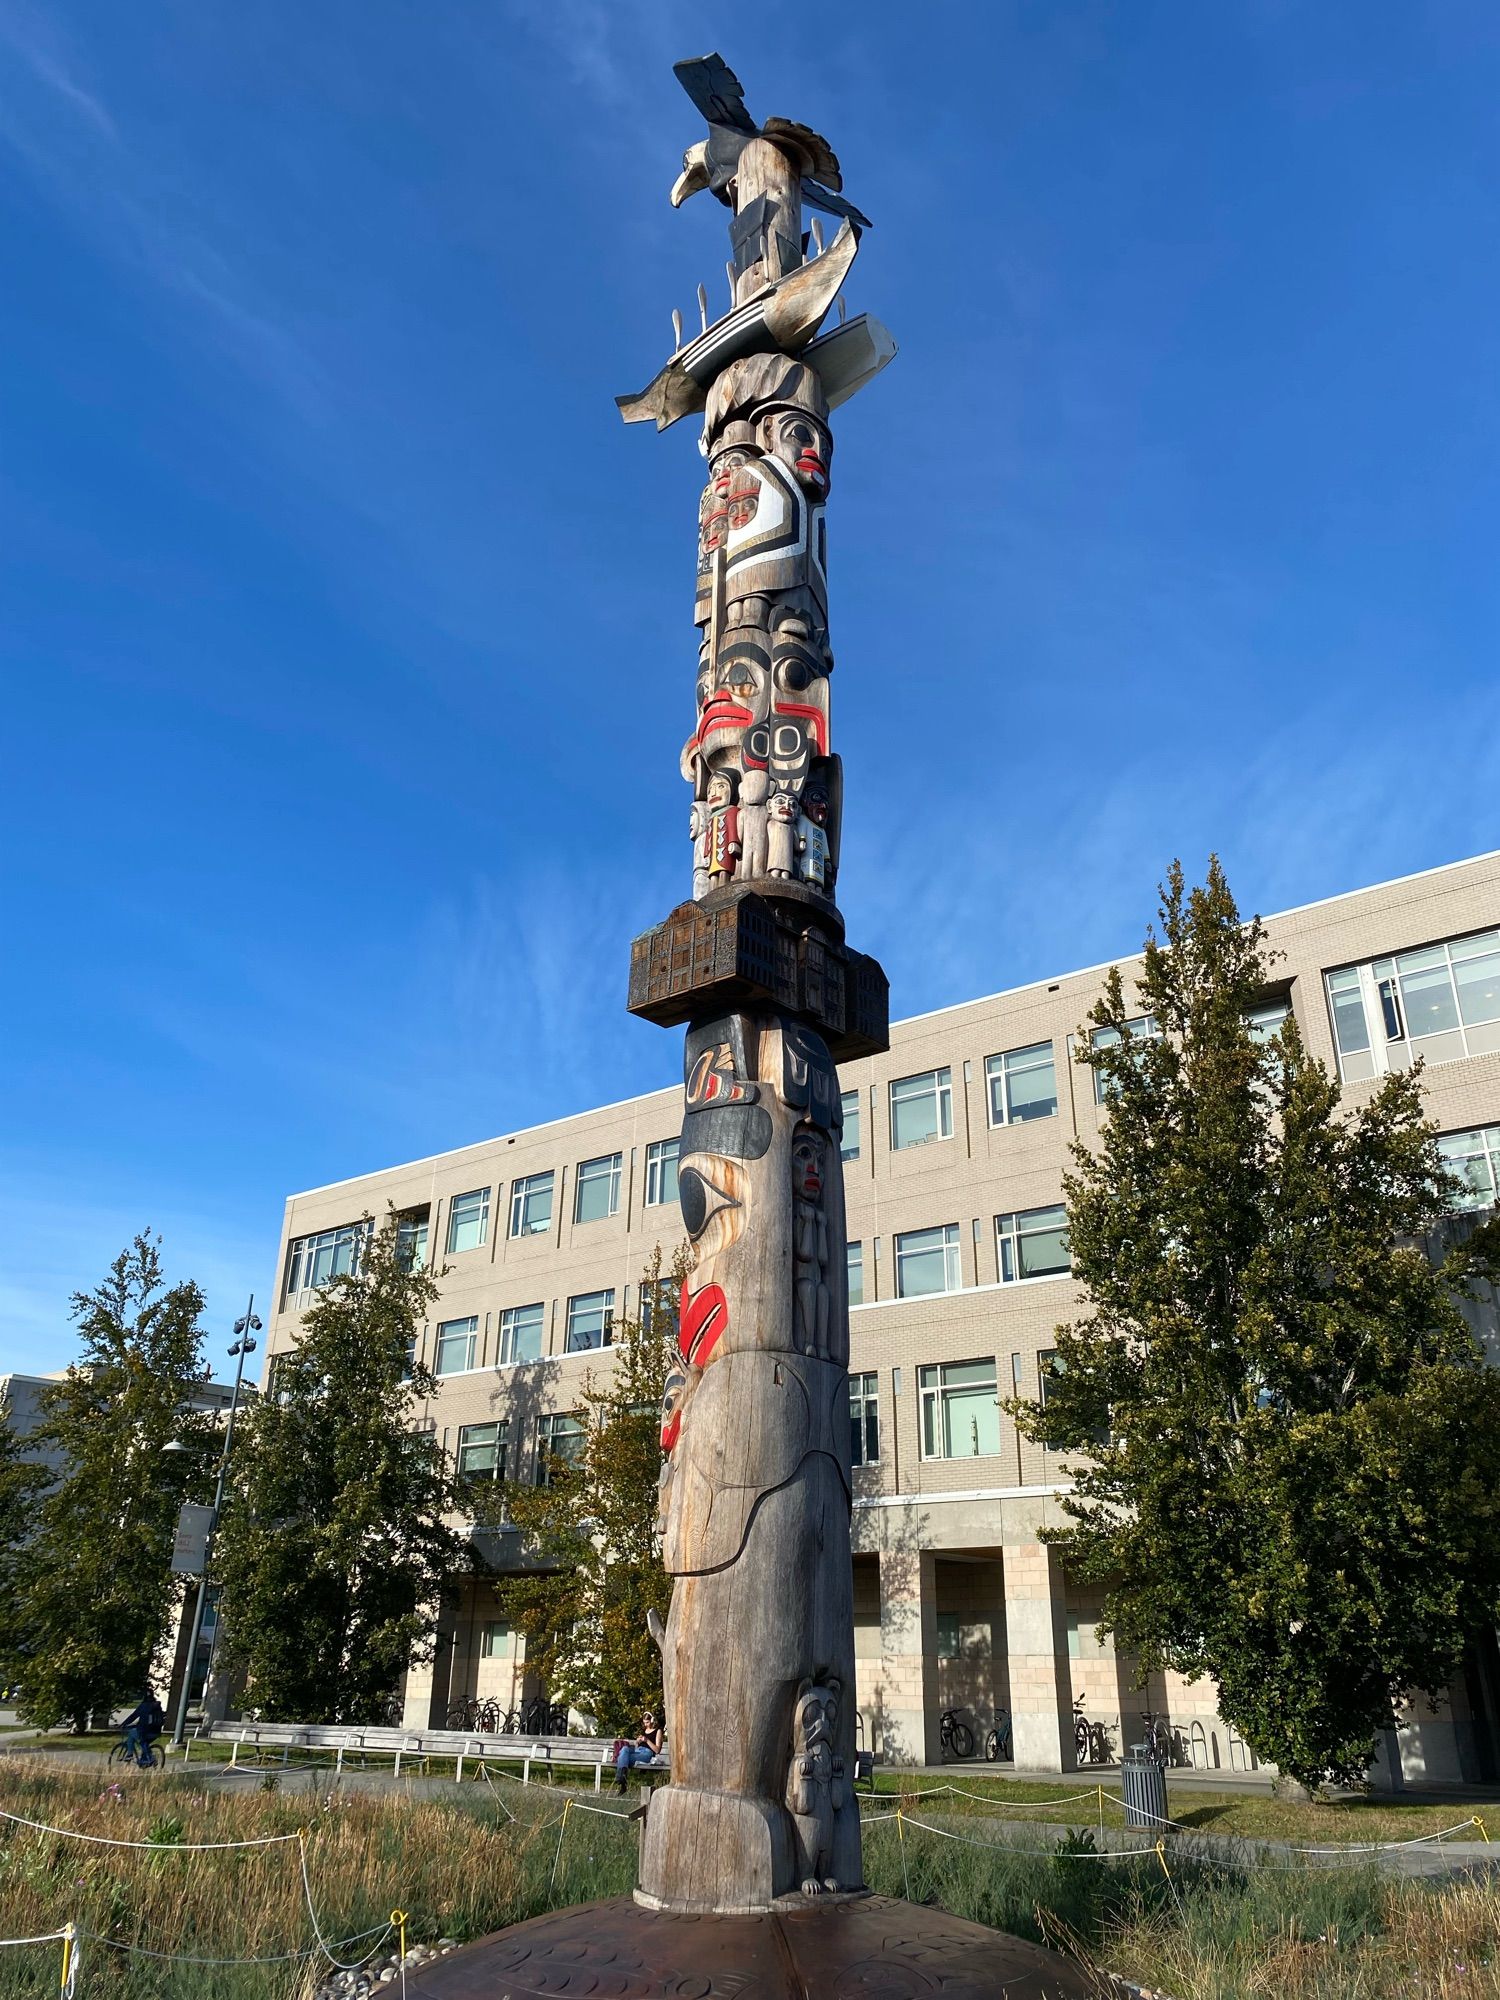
613 1710 663 1793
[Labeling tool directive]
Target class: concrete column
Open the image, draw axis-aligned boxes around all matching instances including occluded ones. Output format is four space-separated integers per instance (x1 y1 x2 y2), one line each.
877 1548 941 1766
1002 1541 1072 1772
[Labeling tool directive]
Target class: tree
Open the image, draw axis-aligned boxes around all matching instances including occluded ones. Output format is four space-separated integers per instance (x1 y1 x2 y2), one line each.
212 1211 470 1723
485 1249 685 1731
4 1235 209 1731
1013 858 1500 1791
0 1399 49 1630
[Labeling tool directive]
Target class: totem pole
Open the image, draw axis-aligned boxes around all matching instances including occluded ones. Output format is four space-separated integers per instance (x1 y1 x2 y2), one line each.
622 53 895 1916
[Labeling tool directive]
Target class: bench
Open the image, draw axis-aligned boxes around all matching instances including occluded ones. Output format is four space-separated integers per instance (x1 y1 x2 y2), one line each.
196 1720 669 1793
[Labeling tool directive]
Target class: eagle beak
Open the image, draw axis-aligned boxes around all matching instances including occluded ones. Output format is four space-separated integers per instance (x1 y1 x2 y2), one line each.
671 141 709 208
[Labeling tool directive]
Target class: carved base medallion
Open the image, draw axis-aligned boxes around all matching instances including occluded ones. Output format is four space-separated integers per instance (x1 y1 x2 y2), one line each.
397 1894 1100 1998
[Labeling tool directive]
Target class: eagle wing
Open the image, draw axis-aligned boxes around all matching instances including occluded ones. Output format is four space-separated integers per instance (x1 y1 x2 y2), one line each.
762 117 842 189
801 179 872 230
673 54 758 133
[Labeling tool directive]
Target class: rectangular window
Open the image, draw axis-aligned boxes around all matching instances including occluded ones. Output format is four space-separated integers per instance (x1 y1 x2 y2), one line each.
499 1302 545 1365
1245 996 1293 1044
894 1223 961 1299
919 1359 1000 1459
889 1068 953 1150
435 1316 479 1375
1091 1017 1160 1103
1437 1126 1500 1212
997 1206 1071 1283
446 1188 490 1255
536 1411 585 1486
283 1222 364 1300
849 1371 879 1466
509 1171 554 1238
456 1420 508 1483
985 1042 1058 1125
840 1090 861 1162
1326 928 1500 1081
645 1138 680 1207
565 1289 614 1353
574 1153 622 1224
480 1619 511 1659
847 1241 864 1308
401 1334 416 1382
394 1210 430 1271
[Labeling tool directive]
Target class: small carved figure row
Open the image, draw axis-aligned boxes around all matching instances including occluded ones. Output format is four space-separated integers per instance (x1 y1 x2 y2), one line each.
691 766 836 897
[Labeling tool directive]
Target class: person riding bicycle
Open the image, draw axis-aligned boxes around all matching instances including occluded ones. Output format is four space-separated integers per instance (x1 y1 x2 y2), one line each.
612 1709 663 1794
120 1688 165 1766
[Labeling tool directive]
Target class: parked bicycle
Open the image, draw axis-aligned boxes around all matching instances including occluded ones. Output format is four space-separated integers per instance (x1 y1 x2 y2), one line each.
938 1708 976 1760
1072 1695 1113 1766
1138 1709 1182 1768
984 1709 1013 1762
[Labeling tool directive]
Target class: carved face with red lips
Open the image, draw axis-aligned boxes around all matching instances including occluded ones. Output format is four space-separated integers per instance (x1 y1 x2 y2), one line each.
760 408 833 496
695 637 770 761
791 1128 825 1204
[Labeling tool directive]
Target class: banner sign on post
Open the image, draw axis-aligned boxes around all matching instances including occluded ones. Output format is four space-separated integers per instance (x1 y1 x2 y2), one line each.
171 1502 215 1575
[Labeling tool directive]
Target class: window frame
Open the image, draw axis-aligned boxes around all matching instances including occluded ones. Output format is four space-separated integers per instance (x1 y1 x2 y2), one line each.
446 1187 491 1255
508 1170 555 1239
1090 1016 1161 1104
456 1419 508 1483
535 1410 586 1487
1325 928 1500 1082
918 1358 1001 1461
849 1370 879 1467
984 1041 1058 1127
564 1288 615 1353
996 1205 1071 1285
644 1137 680 1208
893 1222 962 1300
573 1152 623 1224
283 1221 366 1302
434 1315 479 1376
498 1301 545 1366
888 1067 954 1151
840 1090 861 1163
846 1239 864 1308
1437 1124 1500 1212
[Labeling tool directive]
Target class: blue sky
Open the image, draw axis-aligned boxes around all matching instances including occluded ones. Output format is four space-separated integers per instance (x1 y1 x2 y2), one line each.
4 1 1498 1375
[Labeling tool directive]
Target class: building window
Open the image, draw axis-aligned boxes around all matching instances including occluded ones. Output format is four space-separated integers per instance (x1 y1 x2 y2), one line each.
645 1138 680 1207
985 1042 1058 1125
536 1411 586 1485
565 1289 614 1353
435 1316 478 1375
509 1171 554 1238
401 1334 417 1382
1438 1126 1500 1212
1246 996 1293 1044
890 1068 953 1150
935 1612 961 1661
849 1371 879 1466
1326 929 1500 1082
919 1359 1000 1459
894 1223 961 1299
394 1209 430 1271
457 1420 508 1483
997 1206 1071 1283
446 1188 490 1255
499 1302 545 1365
574 1153 622 1224
283 1222 364 1300
480 1619 511 1659
1091 1016 1161 1102
847 1241 864 1308
841 1090 861 1162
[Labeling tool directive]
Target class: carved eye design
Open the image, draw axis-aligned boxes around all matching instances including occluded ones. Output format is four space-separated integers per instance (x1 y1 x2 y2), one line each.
678 1166 740 1241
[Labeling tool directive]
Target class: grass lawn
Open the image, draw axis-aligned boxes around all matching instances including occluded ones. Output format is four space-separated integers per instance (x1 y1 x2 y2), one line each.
866 1770 1493 1845
0 1758 1497 1998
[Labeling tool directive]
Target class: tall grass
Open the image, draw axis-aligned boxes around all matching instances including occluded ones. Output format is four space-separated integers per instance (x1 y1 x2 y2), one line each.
1 1761 1495 1998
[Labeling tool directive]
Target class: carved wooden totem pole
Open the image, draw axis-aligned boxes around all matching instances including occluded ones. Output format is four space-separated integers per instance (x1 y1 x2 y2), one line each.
622 54 896 1916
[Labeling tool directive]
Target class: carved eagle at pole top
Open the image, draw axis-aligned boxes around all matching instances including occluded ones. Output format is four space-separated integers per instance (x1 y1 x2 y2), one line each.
670 52 872 229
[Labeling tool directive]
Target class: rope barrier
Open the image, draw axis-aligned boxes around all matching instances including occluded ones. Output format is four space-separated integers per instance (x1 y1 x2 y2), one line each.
0 1928 71 1948
78 1920 393 1968
0 1803 300 1851
549 1799 572 1891
297 1830 397 1971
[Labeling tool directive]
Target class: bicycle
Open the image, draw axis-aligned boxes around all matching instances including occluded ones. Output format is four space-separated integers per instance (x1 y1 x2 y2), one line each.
1138 1710 1179 1768
984 1709 1012 1762
1073 1695 1113 1766
938 1708 975 1760
109 1731 162 1771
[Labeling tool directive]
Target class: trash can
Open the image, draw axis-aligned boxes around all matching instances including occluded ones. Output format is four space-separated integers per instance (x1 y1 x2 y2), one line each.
1120 1748 1167 1831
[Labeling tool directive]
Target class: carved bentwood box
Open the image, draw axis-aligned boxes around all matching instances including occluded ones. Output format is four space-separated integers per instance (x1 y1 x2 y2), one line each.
628 885 889 1062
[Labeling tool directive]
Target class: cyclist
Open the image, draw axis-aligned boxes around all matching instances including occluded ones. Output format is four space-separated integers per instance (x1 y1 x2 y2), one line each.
612 1709 664 1794
120 1687 165 1767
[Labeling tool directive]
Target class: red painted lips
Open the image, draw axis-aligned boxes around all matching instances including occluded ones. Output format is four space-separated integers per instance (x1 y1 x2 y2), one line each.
679 1281 728 1367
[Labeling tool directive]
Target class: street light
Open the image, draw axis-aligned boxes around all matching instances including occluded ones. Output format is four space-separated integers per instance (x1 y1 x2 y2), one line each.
169 1296 261 1749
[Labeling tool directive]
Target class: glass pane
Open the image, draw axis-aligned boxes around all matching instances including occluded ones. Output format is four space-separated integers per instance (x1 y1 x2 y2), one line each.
896 1228 953 1297
1005 1045 1057 1121
502 1304 544 1364
575 1157 620 1223
943 1387 999 1458
847 1242 863 1307
565 1292 613 1352
841 1090 861 1162
1455 948 1500 1030
1398 962 1459 1041
1326 971 1371 1057
921 1395 939 1457
1245 999 1291 1044
941 1359 997 1390
1018 1207 1070 1280
892 1089 940 1149
448 1191 488 1253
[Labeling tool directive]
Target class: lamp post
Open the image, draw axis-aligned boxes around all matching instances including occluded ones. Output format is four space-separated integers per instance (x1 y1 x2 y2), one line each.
167 1295 260 1748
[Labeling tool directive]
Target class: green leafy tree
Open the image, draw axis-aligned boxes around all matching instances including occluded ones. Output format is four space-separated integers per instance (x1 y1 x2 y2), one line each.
5 1235 209 1731
1013 859 1500 1791
0 1399 49 1641
213 1211 470 1722
486 1249 685 1732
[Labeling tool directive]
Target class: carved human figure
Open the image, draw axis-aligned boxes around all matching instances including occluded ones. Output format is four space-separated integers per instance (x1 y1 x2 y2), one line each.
797 784 833 892
689 800 711 901
785 1679 846 1895
791 1125 830 1357
705 771 741 884
738 765 771 880
766 789 798 879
